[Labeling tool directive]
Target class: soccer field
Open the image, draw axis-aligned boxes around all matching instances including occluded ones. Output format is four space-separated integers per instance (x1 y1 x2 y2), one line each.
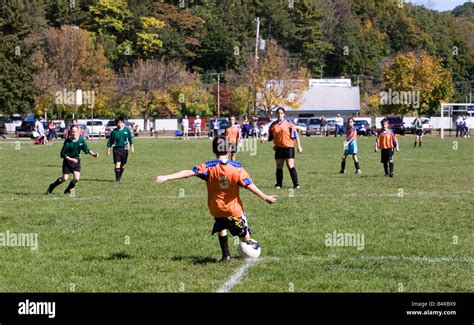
0 136 473 292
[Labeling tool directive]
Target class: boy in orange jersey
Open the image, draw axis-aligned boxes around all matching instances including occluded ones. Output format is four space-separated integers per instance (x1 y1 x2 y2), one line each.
375 119 400 177
264 107 303 189
224 115 241 161
155 136 276 262
340 117 361 174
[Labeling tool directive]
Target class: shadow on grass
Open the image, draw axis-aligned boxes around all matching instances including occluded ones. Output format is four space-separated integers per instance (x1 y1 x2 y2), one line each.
82 251 133 261
171 255 218 265
82 178 115 183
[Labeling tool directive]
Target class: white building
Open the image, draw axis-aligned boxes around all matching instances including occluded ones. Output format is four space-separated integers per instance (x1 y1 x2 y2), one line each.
279 78 361 119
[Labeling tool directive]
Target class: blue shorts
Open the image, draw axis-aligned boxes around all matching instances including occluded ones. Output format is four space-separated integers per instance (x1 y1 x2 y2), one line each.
344 141 358 156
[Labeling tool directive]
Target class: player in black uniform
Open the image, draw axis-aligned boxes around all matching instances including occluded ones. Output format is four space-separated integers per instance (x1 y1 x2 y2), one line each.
107 117 135 182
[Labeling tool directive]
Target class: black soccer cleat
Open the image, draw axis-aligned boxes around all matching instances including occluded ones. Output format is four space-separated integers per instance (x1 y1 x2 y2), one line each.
389 173 394 178
219 256 231 263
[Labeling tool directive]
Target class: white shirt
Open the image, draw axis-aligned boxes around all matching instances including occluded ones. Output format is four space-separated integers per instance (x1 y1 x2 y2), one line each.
182 119 189 128
194 119 201 127
35 121 45 136
465 118 471 128
335 117 344 126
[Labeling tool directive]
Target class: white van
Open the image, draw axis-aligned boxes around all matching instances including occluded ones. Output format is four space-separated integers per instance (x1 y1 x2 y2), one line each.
85 119 106 137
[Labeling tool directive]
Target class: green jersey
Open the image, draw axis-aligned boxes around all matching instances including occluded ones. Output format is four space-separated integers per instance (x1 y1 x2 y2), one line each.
107 127 133 148
60 136 91 160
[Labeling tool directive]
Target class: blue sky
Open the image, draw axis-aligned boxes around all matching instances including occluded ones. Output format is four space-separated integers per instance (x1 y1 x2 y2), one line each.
409 0 471 12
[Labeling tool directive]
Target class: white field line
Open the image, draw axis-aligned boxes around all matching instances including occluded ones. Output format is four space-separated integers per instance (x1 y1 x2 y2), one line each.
262 254 474 264
217 258 259 293
0 190 472 202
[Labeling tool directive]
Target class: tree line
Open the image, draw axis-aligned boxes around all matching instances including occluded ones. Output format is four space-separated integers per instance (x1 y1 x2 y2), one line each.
0 0 473 122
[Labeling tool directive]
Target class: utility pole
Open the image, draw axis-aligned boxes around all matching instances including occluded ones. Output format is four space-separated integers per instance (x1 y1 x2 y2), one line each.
217 73 220 118
255 17 260 64
254 17 260 116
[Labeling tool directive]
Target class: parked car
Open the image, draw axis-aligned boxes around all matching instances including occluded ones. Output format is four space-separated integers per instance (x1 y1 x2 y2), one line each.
85 119 106 137
306 118 322 136
208 117 229 137
257 116 271 128
15 121 36 138
259 119 277 138
353 120 372 136
386 116 405 135
295 118 309 135
0 120 7 138
105 120 135 138
77 124 90 139
421 118 433 134
326 119 337 135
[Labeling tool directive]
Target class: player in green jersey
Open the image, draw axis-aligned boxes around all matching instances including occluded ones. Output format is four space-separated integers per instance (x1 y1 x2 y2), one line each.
106 117 135 182
46 125 99 195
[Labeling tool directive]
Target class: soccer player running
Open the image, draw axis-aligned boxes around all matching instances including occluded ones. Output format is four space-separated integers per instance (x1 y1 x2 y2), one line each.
106 117 135 182
224 115 241 161
413 116 423 148
155 136 276 262
263 107 302 189
375 119 400 177
340 117 361 174
46 125 99 195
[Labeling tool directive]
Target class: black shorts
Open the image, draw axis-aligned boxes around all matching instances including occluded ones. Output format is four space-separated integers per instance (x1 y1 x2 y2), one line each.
380 148 394 163
415 129 423 136
62 159 81 174
229 143 238 154
275 147 295 160
212 215 252 238
113 147 128 164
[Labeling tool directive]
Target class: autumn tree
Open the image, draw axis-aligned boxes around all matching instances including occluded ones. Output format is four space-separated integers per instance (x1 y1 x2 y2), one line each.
34 25 115 118
244 39 308 116
381 52 454 116
118 59 213 129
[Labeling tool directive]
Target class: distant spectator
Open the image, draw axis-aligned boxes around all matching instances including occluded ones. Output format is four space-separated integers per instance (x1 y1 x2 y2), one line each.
242 116 250 139
182 115 189 140
212 117 219 138
134 124 140 137
48 119 57 143
251 117 259 138
464 115 471 138
320 116 328 137
35 117 46 139
32 127 46 145
335 114 344 137
455 116 463 137
194 115 202 138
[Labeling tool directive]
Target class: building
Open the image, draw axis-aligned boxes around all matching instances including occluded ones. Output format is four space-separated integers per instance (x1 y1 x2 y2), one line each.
280 78 361 119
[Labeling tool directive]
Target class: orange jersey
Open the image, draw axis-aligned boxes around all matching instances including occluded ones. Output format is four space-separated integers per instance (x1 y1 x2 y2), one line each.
225 125 240 144
346 127 357 142
376 129 398 149
268 119 298 148
192 160 253 218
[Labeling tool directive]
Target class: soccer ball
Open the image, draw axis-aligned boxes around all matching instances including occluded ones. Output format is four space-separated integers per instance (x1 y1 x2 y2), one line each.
238 240 261 259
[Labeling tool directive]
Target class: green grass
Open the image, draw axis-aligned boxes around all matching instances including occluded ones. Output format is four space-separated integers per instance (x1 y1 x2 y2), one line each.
0 135 473 292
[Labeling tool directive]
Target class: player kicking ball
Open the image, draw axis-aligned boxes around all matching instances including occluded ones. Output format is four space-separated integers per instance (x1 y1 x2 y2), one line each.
340 117 361 174
375 119 400 177
46 125 99 195
106 117 135 182
155 136 277 262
